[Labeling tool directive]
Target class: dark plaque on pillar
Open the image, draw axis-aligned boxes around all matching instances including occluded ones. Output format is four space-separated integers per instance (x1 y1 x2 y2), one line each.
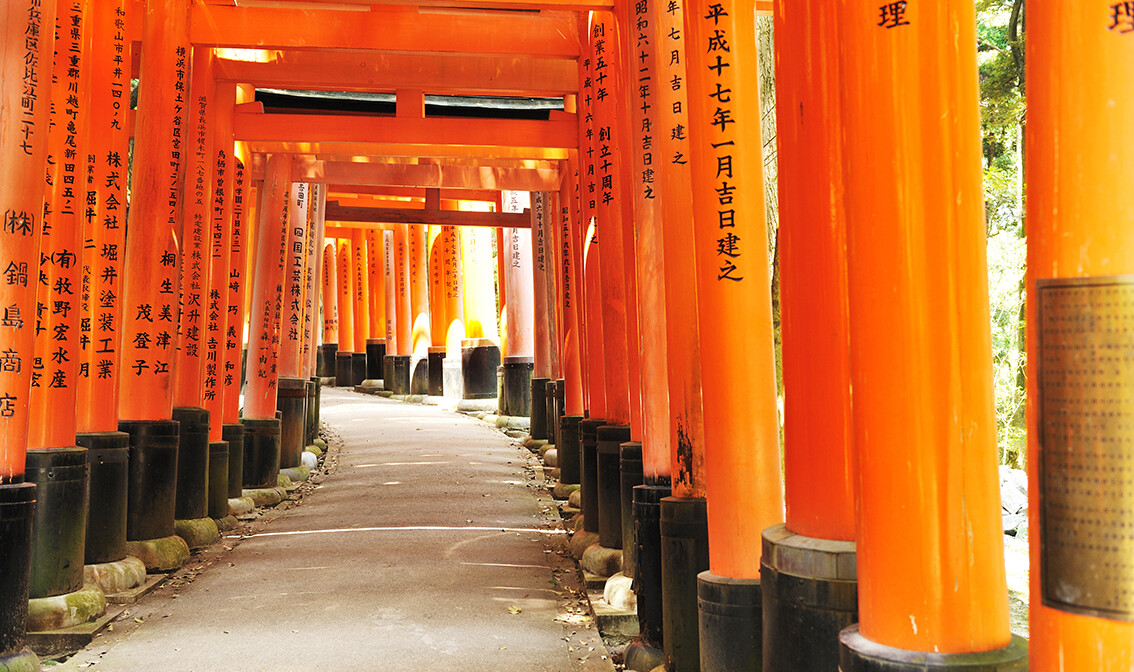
1037 276 1134 621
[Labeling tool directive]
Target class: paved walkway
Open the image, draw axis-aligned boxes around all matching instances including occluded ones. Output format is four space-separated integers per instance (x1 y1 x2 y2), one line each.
66 388 614 672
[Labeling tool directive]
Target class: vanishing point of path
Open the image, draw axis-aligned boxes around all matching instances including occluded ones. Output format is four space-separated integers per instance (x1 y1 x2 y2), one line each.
65 388 616 672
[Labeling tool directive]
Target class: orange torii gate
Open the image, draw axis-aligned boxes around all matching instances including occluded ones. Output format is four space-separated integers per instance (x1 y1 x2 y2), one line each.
2 1 1128 671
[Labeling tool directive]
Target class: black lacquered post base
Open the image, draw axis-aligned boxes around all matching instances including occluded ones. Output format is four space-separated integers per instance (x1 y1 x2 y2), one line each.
634 482 671 651
461 340 501 400
276 377 308 469
410 354 429 395
119 419 180 542
501 356 534 416
761 524 857 672
335 351 353 387
427 348 445 396
544 380 559 445
208 441 229 520
222 424 245 499
310 377 321 441
698 572 762 672
0 481 36 660
619 441 643 577
304 380 317 445
317 343 337 378
351 353 367 386
172 407 209 521
76 432 129 565
386 355 411 395
240 417 280 489
579 418 606 534
596 425 630 549
558 415 583 485
839 627 1028 672
661 496 709 672
365 339 386 381
529 377 550 440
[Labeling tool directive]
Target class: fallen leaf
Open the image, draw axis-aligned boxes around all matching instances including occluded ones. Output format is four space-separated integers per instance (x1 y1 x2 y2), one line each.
134 617 144 623
507 605 522 615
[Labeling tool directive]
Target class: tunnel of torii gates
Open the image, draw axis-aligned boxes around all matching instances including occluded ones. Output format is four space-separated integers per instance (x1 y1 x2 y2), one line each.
0 0 1131 671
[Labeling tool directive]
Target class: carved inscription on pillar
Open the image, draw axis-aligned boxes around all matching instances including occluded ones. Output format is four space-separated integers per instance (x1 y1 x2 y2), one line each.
1038 276 1134 621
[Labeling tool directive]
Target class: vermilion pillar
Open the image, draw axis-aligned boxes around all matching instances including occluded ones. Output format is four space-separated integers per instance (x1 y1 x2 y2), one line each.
1025 3 1134 669
319 241 338 377
280 183 309 379
529 192 555 440
382 230 397 360
408 224 430 387
349 227 368 386
391 224 413 393
0 2 56 663
557 160 585 418
304 185 326 379
440 224 464 398
837 0 1022 667
364 227 386 382
684 0 784 668
117 0 189 556
220 146 250 427
425 225 445 396
458 215 499 403
334 238 354 386
501 191 534 417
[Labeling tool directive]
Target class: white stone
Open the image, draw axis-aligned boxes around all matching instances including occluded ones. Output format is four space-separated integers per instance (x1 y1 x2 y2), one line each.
302 451 319 469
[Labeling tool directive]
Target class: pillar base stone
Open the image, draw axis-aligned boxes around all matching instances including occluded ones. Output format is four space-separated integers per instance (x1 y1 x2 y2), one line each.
838 627 1028 672
0 648 39 672
83 556 146 595
122 535 190 572
569 529 600 559
624 640 666 672
27 584 107 633
697 572 762 672
761 523 857 672
581 543 623 578
174 517 220 550
280 466 311 482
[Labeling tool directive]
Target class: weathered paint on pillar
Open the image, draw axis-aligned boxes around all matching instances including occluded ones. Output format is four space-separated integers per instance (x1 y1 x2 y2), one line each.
279 183 308 378
351 227 368 353
0 0 57 479
502 191 534 360
201 83 235 441
365 227 385 344
1026 3 1134 668
220 146 249 426
242 153 291 420
655 0 704 497
336 239 354 354
394 225 412 357
171 46 215 409
589 11 631 426
625 0 671 478
774 0 855 541
28 0 88 451
383 231 398 354
77 0 130 435
118 0 189 422
460 212 498 343
441 225 464 355
685 0 783 580
321 242 338 347
838 0 1010 653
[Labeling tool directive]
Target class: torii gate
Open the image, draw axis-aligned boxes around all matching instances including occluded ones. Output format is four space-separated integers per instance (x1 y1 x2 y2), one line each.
2 1 1131 672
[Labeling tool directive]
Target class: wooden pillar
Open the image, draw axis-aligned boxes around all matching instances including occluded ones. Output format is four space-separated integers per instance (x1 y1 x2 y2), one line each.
501 191 534 416
242 154 291 419
460 222 497 343
558 157 585 417
351 227 368 353
171 46 215 410
408 224 429 356
365 226 386 357
278 183 308 379
394 225 412 357
441 225 464 354
531 193 554 381
336 239 354 356
382 231 397 356
321 242 338 348
837 0 1021 664
301 185 323 379
118 0 189 423
428 226 446 349
1025 2 1134 668
220 149 250 426
578 28 606 419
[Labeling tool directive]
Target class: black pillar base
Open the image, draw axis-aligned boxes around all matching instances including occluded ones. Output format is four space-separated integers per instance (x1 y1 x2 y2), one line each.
410 354 429 395
386 355 411 395
529 377 551 440
310 377 321 439
119 419 180 542
761 524 857 672
661 496 710 672
25 447 88 599
501 356 534 417
634 481 672 650
208 441 229 520
619 441 643 578
0 482 36 662
558 415 584 485
351 352 367 386
839 627 1028 672
579 418 606 534
596 425 630 549
427 348 445 396
221 423 245 499
544 380 559 445
276 377 308 470
335 351 353 387
240 417 280 489
698 572 762 672
76 432 129 565
304 379 317 446
461 341 501 400
365 339 386 380
317 343 338 378
172 407 209 522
